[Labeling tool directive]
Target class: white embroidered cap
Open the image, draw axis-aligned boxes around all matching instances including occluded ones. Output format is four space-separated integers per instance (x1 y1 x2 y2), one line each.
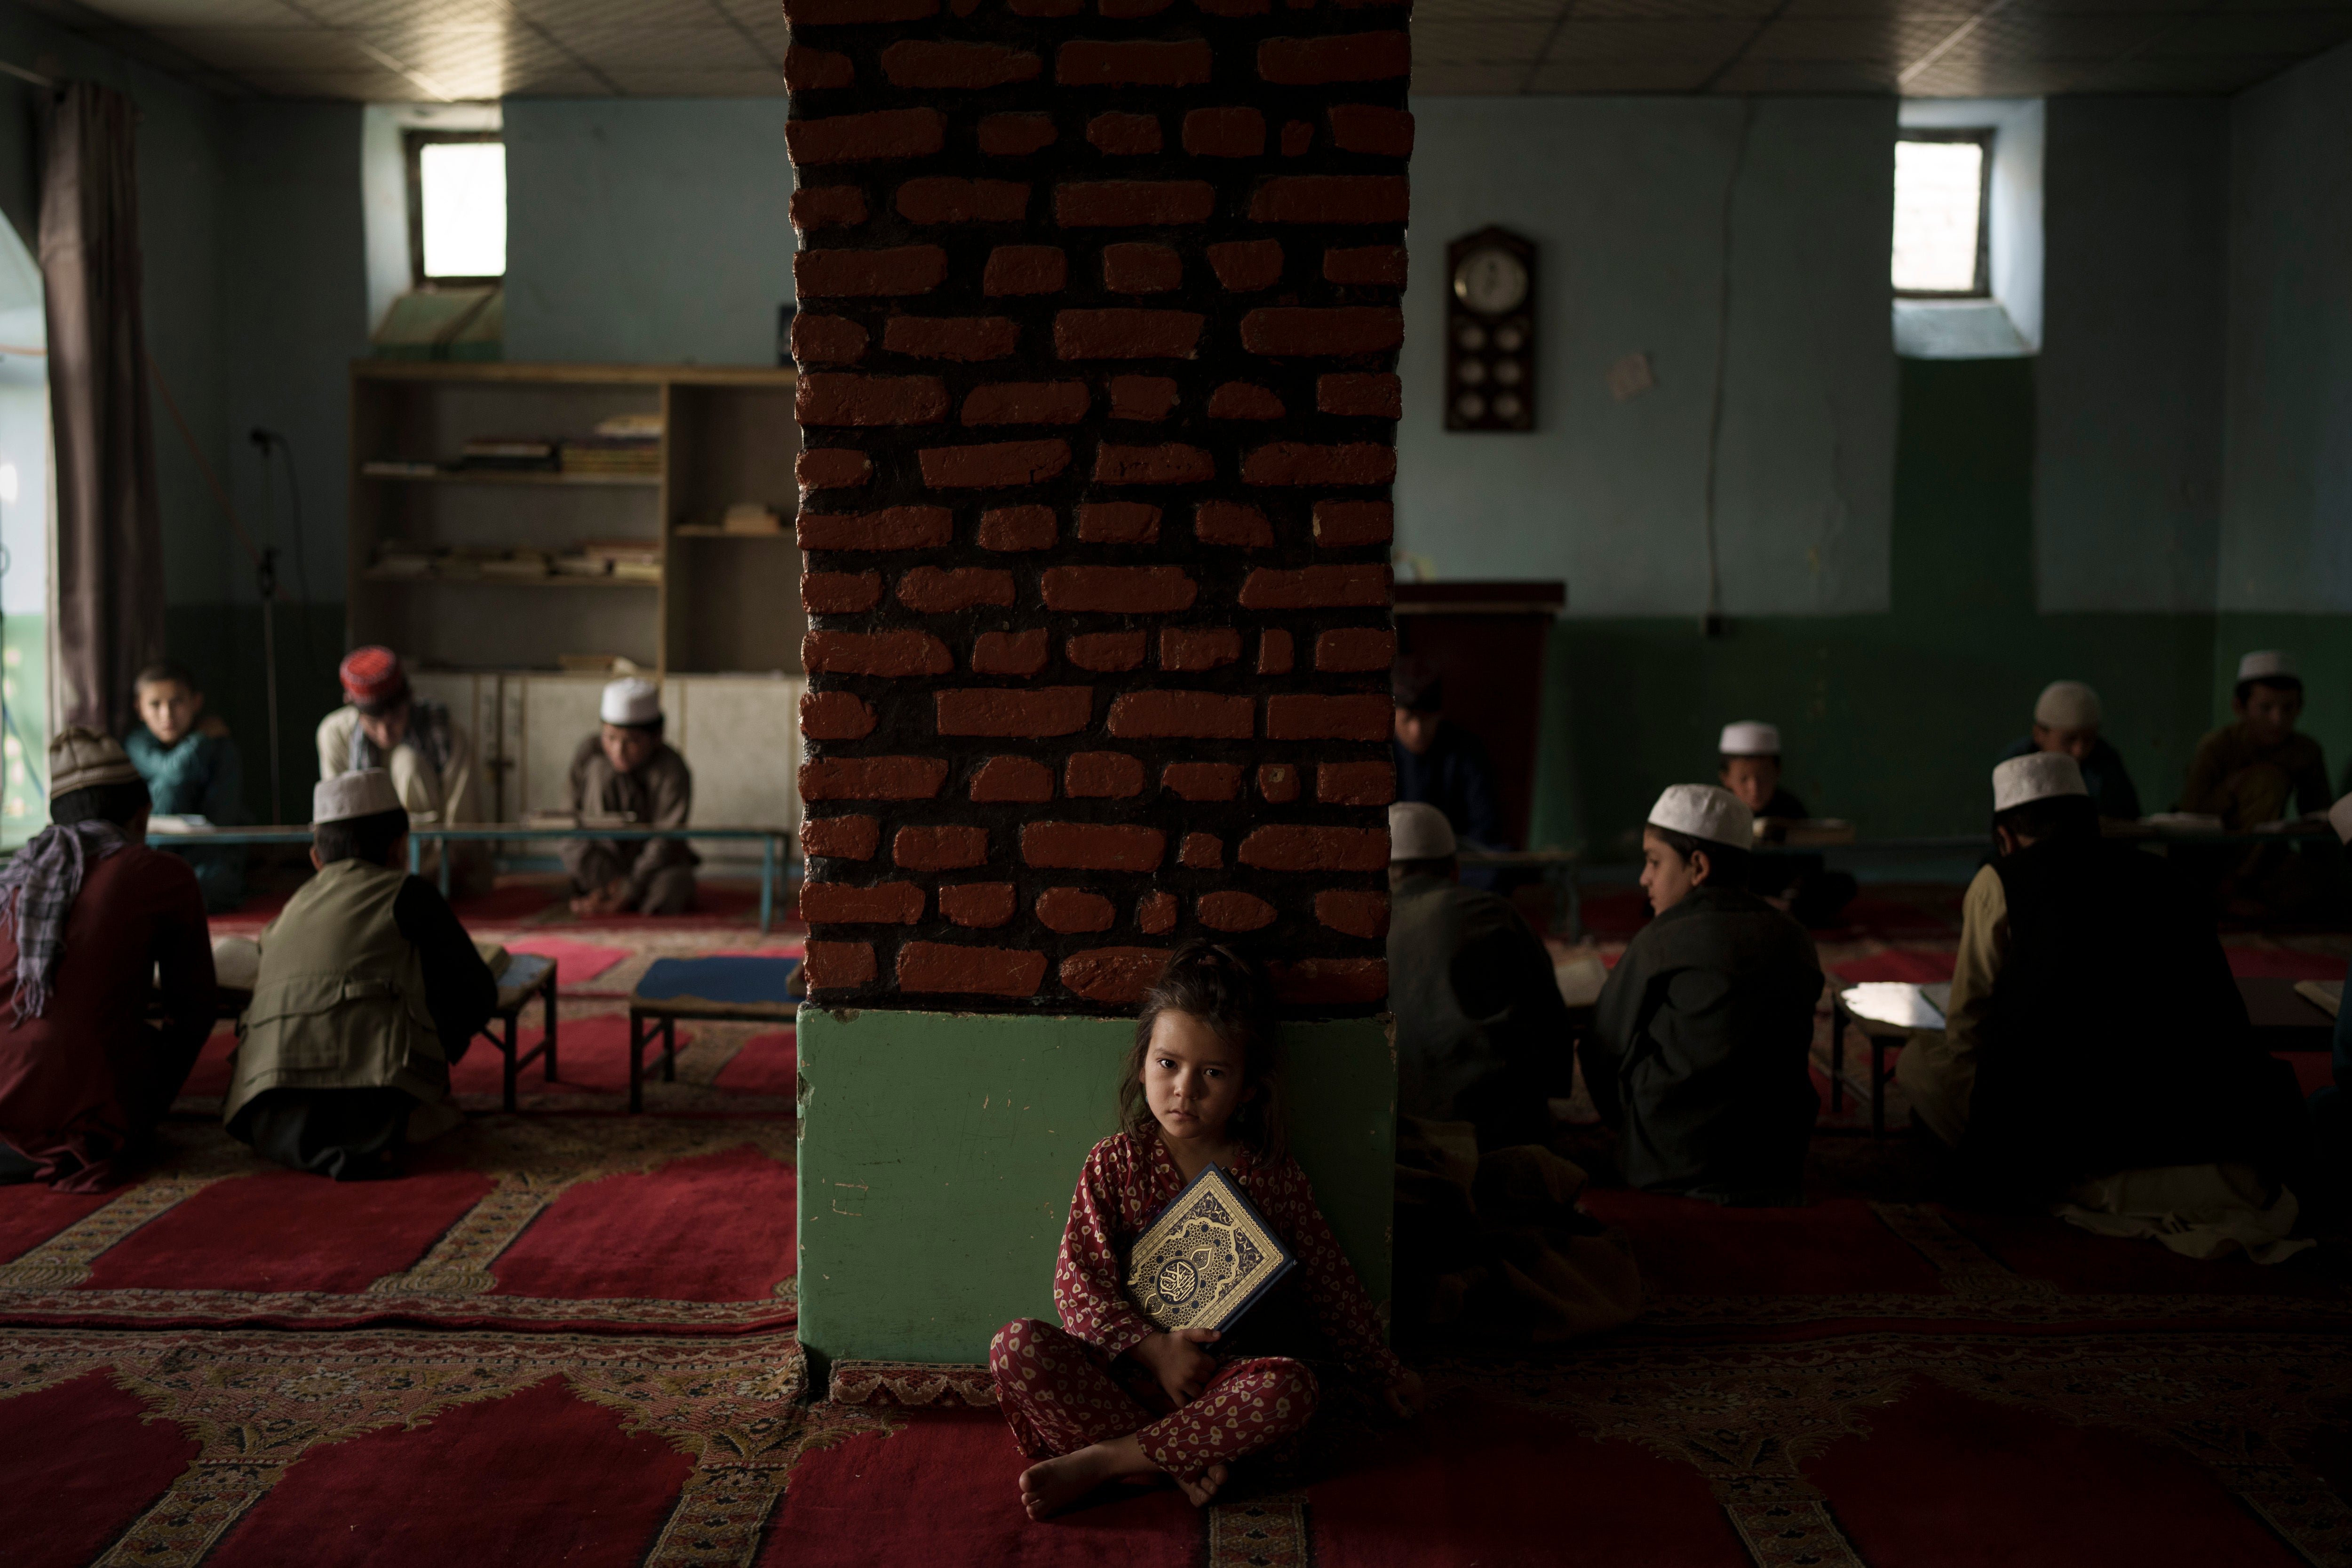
1992 752 2088 814
1647 783 1753 849
314 768 402 824
601 677 662 726
48 726 142 800
2237 650 2297 683
2033 681 2102 730
1388 801 1457 861
2330 793 2352 847
1717 721 1780 757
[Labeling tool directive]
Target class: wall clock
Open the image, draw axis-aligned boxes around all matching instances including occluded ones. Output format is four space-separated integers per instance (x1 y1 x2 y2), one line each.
1445 226 1537 433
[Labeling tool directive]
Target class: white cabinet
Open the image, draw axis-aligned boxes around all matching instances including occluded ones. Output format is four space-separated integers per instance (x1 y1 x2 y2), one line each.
405 668 803 867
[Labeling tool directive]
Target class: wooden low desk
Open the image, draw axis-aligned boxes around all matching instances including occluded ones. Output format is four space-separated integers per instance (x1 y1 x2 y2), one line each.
1827 992 1915 1140
191 952 558 1112
486 954 560 1111
626 956 800 1113
1832 973 2342 1140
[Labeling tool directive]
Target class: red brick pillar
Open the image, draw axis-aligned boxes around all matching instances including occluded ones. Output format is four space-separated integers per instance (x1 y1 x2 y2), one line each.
786 0 1409 1013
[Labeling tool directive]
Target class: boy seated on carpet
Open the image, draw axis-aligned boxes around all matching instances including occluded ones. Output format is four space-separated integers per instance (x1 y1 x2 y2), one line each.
565 677 697 917
2181 652 2330 831
0 729 215 1191
1386 802 1574 1149
124 659 247 912
223 770 497 1181
1716 722 1855 928
1581 784 1824 1206
1896 753 2310 1260
1997 680 2140 822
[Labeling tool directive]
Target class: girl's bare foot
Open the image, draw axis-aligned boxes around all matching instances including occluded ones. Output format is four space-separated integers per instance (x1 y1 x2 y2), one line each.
1019 1437 1153 1520
1173 1462 1230 1508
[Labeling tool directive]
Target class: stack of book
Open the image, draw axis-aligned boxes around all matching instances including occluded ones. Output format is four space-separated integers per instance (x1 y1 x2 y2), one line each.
460 437 559 473
578 538 663 584
562 414 661 478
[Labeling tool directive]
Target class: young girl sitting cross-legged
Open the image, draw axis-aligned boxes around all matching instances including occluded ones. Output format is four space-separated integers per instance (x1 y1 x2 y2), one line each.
990 940 1424 1520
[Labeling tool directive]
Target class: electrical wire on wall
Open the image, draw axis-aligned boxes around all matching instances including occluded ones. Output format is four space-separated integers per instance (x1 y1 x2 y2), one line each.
1698 97 1756 639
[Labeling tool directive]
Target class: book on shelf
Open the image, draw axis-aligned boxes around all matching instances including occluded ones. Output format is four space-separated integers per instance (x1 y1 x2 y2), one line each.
612 560 663 583
577 538 663 565
460 436 560 472
595 413 663 440
551 552 611 577
362 459 440 478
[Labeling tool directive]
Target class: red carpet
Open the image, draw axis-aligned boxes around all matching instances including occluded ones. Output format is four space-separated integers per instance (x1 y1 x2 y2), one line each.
505 934 634 984
5 897 2348 1565
1828 948 1957 984
2225 946 2349 980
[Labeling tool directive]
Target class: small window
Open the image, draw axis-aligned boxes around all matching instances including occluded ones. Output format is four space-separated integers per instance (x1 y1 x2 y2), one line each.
1891 131 1991 297
405 131 506 287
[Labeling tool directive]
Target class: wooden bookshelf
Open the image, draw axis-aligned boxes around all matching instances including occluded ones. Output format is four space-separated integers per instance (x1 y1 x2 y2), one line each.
348 361 802 679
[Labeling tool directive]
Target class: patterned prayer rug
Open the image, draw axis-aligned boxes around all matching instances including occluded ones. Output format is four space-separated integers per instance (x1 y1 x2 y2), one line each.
8 896 2352 1565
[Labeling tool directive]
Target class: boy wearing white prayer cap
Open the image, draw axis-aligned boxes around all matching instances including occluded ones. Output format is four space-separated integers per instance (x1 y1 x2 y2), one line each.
1716 722 1857 928
2181 652 2329 832
1894 754 2306 1255
1581 785 1824 1206
565 677 699 916
1385 802 1575 1148
223 771 498 1180
1997 681 2142 822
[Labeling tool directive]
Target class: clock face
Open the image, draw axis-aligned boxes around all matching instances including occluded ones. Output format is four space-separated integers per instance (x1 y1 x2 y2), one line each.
1453 247 1528 316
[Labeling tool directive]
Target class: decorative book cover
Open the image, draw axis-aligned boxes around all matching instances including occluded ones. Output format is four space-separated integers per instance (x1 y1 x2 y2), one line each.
1124 1163 1296 1336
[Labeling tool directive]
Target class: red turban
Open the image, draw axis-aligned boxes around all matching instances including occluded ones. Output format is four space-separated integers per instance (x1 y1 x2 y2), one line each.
338 645 406 707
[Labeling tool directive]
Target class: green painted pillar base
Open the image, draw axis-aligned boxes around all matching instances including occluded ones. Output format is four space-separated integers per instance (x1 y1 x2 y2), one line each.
795 1008 1396 1372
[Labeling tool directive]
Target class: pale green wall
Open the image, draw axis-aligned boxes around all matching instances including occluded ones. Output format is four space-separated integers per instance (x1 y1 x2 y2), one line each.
797 1009 1396 1370
502 98 793 368
2221 37 2352 614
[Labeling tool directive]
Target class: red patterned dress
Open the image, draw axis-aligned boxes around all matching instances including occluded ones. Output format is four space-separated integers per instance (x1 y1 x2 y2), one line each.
989 1128 1403 1480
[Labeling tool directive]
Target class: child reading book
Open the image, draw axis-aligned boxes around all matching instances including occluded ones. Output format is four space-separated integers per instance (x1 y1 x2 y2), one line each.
989 941 1423 1519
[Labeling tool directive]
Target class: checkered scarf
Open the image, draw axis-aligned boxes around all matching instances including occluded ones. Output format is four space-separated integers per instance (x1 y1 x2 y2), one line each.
0 819 128 1023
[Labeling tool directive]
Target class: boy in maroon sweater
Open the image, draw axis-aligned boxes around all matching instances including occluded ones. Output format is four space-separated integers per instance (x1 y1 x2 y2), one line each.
0 729 214 1191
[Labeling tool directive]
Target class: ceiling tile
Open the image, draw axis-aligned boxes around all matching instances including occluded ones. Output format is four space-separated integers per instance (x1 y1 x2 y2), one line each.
1414 0 1570 24
1411 18 1558 61
144 25 379 66
1710 53 1905 83
555 24 765 68
2144 9 2352 52
1544 16 1759 57
2061 49 2305 84
1411 60 1540 88
89 0 312 23
1746 13 1955 57
1575 0 1786 19
599 66 784 91
234 64 436 93
1524 55 1724 86
1956 9 2177 53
